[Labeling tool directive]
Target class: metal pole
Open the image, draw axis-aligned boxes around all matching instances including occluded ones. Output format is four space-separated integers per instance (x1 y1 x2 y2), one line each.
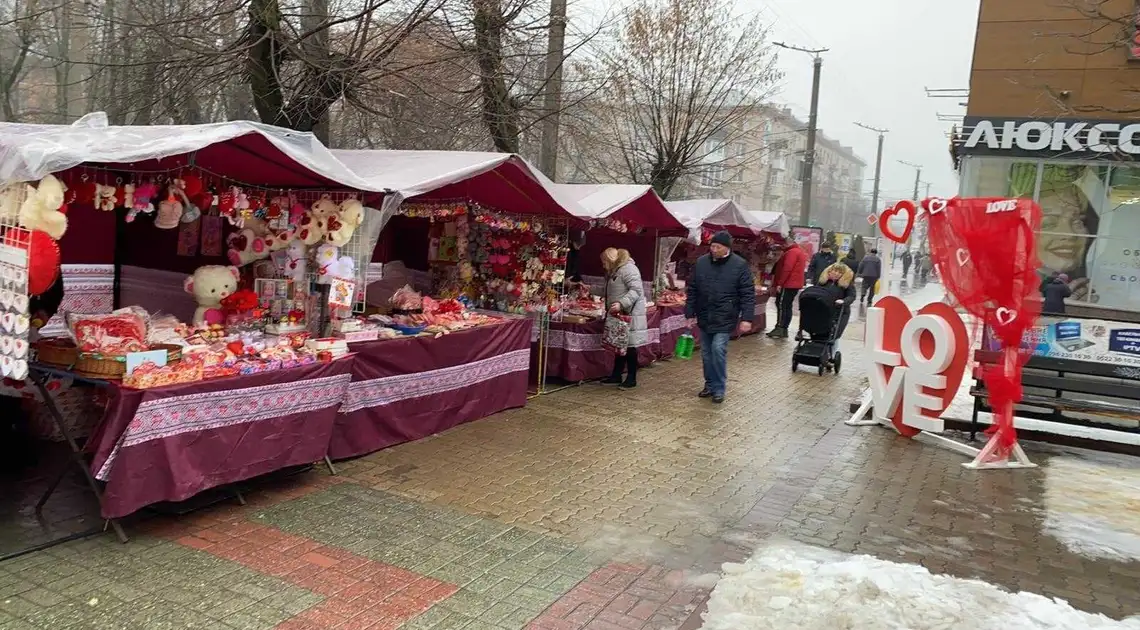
802 55 822 226
775 42 828 226
854 122 887 238
912 168 921 201
869 133 884 237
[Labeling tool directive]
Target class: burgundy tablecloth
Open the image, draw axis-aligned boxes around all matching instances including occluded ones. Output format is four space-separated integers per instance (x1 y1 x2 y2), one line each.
540 308 662 382
654 292 770 357
89 359 354 519
329 317 531 460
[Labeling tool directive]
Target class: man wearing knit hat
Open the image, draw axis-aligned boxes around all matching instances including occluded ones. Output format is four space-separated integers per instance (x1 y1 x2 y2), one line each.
685 230 755 404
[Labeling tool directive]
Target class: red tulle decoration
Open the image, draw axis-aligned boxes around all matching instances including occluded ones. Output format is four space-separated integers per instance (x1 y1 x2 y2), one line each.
925 196 1042 457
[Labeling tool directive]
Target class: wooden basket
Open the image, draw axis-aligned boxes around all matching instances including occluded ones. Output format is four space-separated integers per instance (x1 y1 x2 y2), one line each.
35 338 79 367
73 344 184 381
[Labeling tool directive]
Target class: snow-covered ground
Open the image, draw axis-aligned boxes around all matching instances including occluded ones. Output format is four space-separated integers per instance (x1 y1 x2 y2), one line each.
1043 453 1140 562
701 541 1140 630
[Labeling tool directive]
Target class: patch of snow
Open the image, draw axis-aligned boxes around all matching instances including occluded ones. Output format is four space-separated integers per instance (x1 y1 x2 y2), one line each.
1044 456 1140 562
701 541 1140 629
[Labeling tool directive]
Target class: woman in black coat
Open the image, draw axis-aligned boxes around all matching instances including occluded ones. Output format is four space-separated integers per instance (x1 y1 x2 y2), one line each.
817 262 856 345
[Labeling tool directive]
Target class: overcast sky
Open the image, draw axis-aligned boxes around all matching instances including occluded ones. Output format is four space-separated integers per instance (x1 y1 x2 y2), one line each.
755 0 980 205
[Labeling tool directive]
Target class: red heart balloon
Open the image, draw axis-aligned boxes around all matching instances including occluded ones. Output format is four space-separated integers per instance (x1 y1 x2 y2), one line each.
879 200 917 244
27 231 61 296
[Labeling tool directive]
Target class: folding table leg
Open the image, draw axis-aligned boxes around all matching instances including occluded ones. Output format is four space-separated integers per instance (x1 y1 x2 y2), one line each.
324 455 338 476
30 370 129 544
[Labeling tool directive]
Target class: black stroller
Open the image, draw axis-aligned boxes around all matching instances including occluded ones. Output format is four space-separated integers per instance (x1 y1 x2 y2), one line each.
791 285 846 376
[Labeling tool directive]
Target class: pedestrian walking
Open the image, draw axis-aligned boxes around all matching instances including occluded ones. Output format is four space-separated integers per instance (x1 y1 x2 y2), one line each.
806 243 836 286
685 231 755 404
816 262 856 351
901 250 912 278
842 249 858 271
919 254 933 285
767 236 808 339
857 248 882 305
600 248 646 389
1043 272 1072 315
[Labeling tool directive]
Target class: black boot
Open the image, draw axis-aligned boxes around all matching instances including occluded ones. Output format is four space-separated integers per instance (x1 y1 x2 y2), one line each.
601 355 624 384
620 351 638 389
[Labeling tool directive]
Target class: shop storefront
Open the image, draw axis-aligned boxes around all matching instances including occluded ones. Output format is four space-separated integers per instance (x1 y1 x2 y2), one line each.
957 116 1140 314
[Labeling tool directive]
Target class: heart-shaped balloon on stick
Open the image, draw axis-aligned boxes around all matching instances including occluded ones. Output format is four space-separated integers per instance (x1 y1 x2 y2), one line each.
878 200 917 244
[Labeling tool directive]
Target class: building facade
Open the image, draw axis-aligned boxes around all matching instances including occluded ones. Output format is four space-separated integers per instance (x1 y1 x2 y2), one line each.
957 0 1140 314
700 106 866 232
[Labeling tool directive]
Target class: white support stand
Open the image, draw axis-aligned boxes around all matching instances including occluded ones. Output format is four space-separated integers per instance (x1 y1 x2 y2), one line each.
845 388 1037 470
962 434 1037 470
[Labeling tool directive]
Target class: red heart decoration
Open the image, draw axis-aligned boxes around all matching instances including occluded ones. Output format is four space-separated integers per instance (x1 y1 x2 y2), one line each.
878 200 917 244
872 296 969 437
230 234 248 252
218 192 235 214
181 174 204 198
26 231 61 296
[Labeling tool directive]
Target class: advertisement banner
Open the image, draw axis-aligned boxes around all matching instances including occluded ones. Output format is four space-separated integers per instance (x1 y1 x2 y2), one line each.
833 232 853 256
791 225 822 258
982 316 1140 370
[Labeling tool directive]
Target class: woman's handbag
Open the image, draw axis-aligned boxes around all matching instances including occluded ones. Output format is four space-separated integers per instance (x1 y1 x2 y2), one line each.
602 314 632 354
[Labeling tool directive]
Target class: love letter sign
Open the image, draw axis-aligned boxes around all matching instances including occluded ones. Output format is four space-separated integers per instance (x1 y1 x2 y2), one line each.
866 296 969 437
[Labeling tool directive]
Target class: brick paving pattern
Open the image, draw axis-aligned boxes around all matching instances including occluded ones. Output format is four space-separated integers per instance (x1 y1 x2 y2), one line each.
3 302 1140 629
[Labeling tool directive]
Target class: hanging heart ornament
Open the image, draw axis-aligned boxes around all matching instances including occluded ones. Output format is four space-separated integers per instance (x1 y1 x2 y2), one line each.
878 200 917 244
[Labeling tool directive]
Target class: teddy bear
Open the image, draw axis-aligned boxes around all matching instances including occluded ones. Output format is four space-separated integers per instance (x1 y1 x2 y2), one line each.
18 174 68 240
96 184 117 212
265 227 296 252
315 243 355 284
310 195 338 218
297 211 327 246
184 265 239 326
326 199 364 246
226 228 269 267
283 240 307 284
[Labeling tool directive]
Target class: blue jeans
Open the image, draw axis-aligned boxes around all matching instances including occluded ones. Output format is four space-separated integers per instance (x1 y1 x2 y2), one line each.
700 330 731 396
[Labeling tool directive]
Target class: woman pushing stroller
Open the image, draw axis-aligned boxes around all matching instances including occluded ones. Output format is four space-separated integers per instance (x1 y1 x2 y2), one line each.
817 262 856 344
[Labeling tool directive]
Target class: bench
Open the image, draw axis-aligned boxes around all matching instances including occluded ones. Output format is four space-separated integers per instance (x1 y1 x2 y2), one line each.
969 350 1140 442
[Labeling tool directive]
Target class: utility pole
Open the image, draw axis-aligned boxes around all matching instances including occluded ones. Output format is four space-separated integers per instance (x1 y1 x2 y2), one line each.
775 42 827 226
924 182 932 198
899 160 922 200
854 122 887 237
539 0 568 179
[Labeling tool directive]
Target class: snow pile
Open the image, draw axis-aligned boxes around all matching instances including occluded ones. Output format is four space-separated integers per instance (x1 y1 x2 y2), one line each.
1044 455 1140 562
702 542 1140 630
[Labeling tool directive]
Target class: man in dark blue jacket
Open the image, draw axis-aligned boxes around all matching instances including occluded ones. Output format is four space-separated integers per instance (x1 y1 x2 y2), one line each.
685 231 755 404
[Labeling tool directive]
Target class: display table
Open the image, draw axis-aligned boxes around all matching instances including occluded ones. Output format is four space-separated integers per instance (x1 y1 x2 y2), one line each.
541 308 662 382
329 317 531 460
655 291 770 358
89 359 354 519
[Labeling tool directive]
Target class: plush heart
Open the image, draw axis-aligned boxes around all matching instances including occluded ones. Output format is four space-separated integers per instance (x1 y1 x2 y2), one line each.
230 233 248 252
879 200 917 244
23 230 61 297
872 296 969 438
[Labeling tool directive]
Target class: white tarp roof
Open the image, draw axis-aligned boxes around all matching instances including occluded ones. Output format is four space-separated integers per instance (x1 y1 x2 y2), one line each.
332 149 585 219
0 113 382 191
750 210 790 235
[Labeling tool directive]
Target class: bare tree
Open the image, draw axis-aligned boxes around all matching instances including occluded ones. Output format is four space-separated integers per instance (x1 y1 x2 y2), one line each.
561 0 780 199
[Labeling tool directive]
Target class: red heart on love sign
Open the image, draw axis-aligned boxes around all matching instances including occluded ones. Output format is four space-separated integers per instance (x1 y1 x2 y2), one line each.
873 296 970 438
879 200 917 243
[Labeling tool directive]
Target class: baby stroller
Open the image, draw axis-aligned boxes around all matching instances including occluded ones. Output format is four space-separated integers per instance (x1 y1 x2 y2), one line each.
791 285 845 376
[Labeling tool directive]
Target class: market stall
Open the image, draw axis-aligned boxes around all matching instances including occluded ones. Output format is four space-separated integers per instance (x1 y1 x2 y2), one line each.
543 184 689 382
0 115 392 528
328 149 585 452
660 199 789 352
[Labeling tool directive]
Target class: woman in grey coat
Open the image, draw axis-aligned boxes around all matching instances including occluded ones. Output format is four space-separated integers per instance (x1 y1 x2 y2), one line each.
601 247 647 388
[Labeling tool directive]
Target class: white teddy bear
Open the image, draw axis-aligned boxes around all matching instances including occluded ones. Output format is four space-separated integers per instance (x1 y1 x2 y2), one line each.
325 199 365 247
18 174 69 239
315 243 355 284
184 265 239 326
226 228 269 267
